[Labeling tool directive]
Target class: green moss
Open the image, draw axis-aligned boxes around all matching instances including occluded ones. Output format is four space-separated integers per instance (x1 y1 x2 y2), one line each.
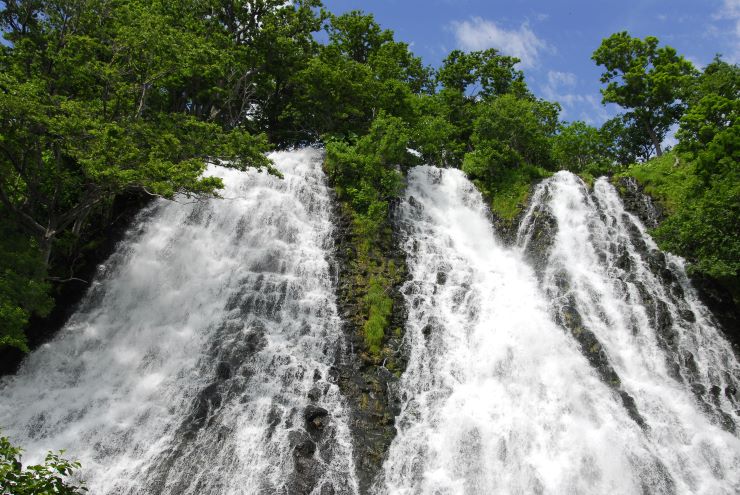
612 152 697 214
490 180 531 220
478 165 551 222
578 172 595 188
363 275 394 356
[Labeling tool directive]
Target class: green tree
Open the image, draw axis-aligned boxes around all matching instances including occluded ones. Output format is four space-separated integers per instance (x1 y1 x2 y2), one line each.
552 121 614 173
325 10 393 64
592 32 697 157
0 0 271 267
285 10 428 140
437 49 526 99
676 57 739 181
463 94 559 183
0 215 52 351
324 112 409 229
600 115 656 164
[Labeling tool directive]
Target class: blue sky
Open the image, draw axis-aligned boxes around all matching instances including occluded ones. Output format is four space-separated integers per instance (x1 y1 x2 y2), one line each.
322 0 740 127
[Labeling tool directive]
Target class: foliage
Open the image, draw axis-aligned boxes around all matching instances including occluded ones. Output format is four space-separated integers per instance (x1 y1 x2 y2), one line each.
0 216 53 352
676 57 739 182
458 94 557 221
600 114 656 164
437 49 526 98
592 32 697 156
462 94 558 183
0 434 86 494
552 121 615 174
654 175 739 281
362 275 394 355
614 152 697 212
0 0 290 351
325 113 410 237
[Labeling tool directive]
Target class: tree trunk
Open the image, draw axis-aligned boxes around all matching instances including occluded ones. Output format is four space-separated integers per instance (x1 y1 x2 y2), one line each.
644 122 663 157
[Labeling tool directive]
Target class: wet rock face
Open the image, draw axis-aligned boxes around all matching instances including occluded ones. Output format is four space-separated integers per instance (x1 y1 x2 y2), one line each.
330 194 409 494
519 204 558 277
555 291 647 429
304 405 330 431
616 177 664 229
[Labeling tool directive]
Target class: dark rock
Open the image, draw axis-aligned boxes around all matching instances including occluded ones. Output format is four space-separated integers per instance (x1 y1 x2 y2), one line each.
614 178 740 353
328 177 410 493
287 430 322 494
436 271 447 285
691 383 707 396
615 177 664 228
726 386 737 401
289 430 317 458
307 387 322 402
319 483 336 495
215 362 231 380
304 405 329 430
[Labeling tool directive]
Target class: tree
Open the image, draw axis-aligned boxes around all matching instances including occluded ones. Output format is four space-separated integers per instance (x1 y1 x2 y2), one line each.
676 57 739 181
325 10 393 64
600 115 656 164
552 121 613 173
437 49 526 99
0 215 52 351
592 32 697 157
0 434 86 494
463 94 559 182
0 0 271 267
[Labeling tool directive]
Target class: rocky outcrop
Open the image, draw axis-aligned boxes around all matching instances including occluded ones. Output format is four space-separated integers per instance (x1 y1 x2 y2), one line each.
615 176 665 228
330 197 409 493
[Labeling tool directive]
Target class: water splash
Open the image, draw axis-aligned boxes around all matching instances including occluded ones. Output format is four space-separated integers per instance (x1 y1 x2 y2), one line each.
0 149 358 495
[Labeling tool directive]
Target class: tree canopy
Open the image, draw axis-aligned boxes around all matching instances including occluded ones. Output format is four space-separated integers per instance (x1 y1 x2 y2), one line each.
592 32 697 157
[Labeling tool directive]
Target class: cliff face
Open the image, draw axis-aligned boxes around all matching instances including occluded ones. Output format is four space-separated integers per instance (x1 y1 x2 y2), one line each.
330 194 409 493
613 176 740 349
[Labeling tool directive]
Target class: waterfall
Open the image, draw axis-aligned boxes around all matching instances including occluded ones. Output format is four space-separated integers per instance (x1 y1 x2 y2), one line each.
380 166 675 494
0 149 358 495
517 171 740 494
3 154 739 495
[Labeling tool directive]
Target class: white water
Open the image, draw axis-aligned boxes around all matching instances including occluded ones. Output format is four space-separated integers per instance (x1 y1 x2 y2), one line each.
517 171 740 494
0 149 358 494
380 166 675 495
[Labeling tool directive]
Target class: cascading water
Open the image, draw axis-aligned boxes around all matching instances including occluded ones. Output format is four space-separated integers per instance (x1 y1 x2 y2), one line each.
380 166 676 495
0 149 358 495
517 171 740 494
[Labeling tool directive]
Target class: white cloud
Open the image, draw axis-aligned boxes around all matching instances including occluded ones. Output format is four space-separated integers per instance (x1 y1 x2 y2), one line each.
540 79 612 125
715 0 740 62
449 17 548 68
547 70 577 88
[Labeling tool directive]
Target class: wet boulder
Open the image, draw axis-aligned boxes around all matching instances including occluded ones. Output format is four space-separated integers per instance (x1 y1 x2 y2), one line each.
304 405 329 430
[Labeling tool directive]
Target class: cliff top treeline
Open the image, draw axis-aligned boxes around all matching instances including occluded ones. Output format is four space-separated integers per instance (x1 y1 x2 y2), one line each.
1 0 737 355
